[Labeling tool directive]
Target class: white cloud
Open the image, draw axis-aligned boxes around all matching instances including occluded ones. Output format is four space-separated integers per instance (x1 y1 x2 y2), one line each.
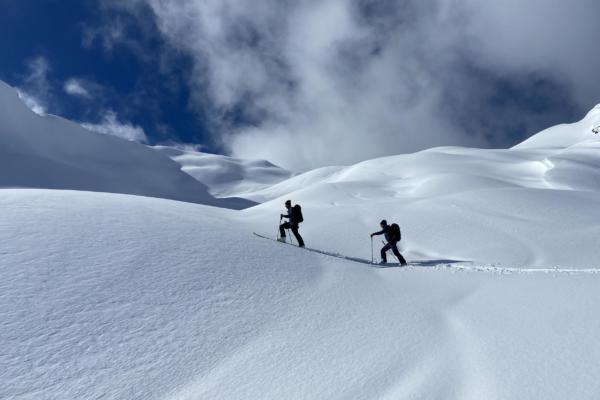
157 141 204 152
16 89 47 115
16 56 52 115
106 0 600 171
82 19 126 51
64 78 92 98
457 0 600 107
24 56 51 88
63 77 108 101
82 111 148 143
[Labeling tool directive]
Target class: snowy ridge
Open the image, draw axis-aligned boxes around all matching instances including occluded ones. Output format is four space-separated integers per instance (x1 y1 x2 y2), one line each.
514 103 600 150
0 81 253 209
153 145 292 198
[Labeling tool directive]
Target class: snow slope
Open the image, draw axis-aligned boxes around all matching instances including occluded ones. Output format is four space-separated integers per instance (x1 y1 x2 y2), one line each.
0 81 252 209
515 104 600 150
2 189 600 400
2 78 600 399
153 145 291 198
240 106 600 268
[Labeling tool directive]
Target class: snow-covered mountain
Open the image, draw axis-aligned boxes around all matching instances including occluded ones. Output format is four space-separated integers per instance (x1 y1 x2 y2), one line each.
2 78 600 399
0 81 253 209
514 104 600 150
153 145 292 198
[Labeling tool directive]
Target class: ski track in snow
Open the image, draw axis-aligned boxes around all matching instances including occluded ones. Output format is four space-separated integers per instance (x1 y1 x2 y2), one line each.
255 232 600 275
432 264 600 275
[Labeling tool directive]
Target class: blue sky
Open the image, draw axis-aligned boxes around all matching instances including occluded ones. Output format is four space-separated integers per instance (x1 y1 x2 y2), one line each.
0 0 212 150
1 0 598 170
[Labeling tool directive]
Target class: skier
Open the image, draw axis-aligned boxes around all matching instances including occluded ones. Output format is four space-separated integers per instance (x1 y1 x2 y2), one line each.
279 200 305 247
370 219 407 266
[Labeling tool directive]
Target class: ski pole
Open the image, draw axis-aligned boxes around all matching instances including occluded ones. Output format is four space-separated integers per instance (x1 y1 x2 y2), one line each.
277 216 282 239
370 236 374 264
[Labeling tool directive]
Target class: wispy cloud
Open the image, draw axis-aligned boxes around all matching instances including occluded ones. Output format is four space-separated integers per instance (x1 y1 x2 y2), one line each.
81 3 164 64
99 0 600 170
16 56 52 115
81 111 148 143
63 77 110 102
13 56 149 145
16 89 47 115
64 78 92 98
157 141 204 152
82 18 127 52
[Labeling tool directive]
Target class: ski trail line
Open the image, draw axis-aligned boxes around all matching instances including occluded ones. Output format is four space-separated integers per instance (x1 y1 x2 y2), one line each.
253 232 382 267
253 232 600 275
430 263 600 275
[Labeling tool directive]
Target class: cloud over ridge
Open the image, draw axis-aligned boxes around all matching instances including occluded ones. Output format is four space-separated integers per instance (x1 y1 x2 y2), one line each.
107 0 600 170
82 111 148 143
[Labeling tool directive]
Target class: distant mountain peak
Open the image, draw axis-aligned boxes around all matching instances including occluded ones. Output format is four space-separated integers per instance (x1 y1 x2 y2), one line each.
514 105 600 150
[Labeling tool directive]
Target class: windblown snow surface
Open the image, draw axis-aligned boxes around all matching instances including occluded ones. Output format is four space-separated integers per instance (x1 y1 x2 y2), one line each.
153 145 291 198
2 80 600 399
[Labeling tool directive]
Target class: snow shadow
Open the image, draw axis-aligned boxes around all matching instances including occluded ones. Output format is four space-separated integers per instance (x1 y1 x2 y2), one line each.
409 259 473 267
254 234 471 268
214 196 258 210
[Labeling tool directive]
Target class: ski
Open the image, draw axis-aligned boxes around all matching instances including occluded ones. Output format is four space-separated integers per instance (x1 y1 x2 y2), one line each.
252 232 401 268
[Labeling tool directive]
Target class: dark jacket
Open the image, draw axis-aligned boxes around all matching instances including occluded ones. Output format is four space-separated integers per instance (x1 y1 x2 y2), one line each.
282 206 297 225
373 225 395 243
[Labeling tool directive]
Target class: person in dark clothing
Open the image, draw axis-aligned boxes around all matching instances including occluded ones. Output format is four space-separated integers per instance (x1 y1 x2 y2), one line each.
371 219 407 265
279 200 305 247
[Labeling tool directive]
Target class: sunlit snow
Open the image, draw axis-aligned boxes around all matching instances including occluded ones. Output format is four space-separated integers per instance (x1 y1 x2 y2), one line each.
1 81 600 399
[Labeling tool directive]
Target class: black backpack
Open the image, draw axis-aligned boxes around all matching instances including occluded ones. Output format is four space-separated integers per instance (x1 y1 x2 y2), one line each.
390 223 401 241
292 204 304 223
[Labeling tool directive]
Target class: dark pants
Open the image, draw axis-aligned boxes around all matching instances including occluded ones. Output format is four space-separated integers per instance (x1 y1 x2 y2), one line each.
381 241 407 264
280 222 305 247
